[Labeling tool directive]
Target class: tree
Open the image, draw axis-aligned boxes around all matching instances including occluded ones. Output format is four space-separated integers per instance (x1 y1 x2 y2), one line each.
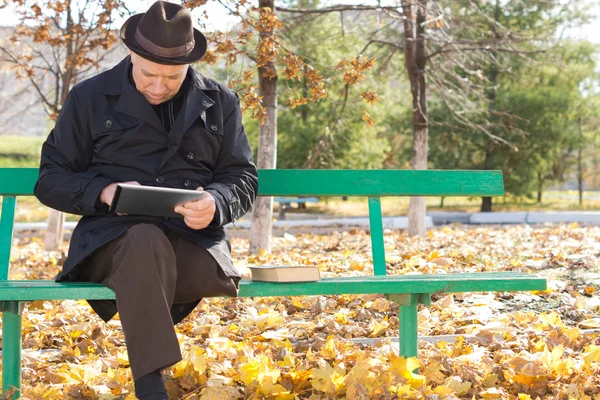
197 0 376 253
248 0 280 254
0 0 125 250
428 40 598 205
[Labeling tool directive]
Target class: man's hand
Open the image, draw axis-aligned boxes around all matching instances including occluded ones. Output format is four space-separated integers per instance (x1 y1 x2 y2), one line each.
100 181 140 215
174 187 216 230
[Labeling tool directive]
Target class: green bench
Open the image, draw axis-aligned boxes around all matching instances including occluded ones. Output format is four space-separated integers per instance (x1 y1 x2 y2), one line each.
0 168 546 398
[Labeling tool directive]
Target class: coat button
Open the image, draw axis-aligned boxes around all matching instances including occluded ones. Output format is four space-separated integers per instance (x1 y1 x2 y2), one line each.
73 186 81 193
104 119 113 129
73 205 82 212
161 216 169 221
210 125 218 132
186 151 195 160
184 178 191 187
155 176 164 184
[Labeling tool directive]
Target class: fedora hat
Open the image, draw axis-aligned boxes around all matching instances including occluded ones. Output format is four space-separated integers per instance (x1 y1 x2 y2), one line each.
120 1 207 65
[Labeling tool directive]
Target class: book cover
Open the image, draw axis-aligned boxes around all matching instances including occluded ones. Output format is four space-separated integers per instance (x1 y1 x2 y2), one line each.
249 266 320 282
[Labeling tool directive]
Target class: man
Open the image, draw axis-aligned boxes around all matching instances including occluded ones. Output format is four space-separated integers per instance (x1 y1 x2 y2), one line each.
34 2 258 399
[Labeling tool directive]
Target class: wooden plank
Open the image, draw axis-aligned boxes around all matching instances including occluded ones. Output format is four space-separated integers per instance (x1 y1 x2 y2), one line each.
0 273 546 300
0 168 38 195
0 168 505 197
0 196 16 280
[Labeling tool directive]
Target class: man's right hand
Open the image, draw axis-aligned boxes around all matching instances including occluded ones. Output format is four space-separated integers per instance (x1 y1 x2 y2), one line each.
100 181 141 209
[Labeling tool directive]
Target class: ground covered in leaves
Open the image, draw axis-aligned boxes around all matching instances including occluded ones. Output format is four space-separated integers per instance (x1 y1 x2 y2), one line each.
3 224 600 399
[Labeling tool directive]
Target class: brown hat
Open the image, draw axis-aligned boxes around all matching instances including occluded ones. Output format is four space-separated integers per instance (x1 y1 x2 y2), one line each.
120 1 207 65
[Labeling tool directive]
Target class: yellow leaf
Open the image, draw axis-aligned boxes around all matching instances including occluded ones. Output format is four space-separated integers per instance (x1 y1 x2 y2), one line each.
480 387 505 398
395 383 417 396
391 355 425 388
369 318 389 337
192 349 208 374
311 361 345 395
583 345 600 364
444 376 471 396
482 373 498 388
117 350 129 366
260 380 293 398
239 358 263 386
434 385 454 395
335 312 348 324
392 356 420 379
320 336 339 359
585 285 596 295
518 395 532 400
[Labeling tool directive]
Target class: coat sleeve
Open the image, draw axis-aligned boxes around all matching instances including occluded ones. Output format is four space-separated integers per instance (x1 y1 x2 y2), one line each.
204 94 259 227
34 87 113 216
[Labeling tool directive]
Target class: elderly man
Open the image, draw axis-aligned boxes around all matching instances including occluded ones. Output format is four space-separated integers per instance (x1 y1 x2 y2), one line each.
34 2 258 398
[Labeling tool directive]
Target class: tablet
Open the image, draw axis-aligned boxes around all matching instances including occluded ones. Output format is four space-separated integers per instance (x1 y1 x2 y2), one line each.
109 184 204 218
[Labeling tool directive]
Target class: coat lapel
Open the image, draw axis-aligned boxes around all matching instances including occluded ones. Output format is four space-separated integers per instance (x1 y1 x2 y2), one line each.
101 56 167 133
158 69 219 169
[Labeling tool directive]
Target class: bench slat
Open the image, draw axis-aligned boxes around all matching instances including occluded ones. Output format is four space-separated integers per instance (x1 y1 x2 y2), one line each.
0 273 546 301
0 169 38 195
258 170 505 197
0 168 505 197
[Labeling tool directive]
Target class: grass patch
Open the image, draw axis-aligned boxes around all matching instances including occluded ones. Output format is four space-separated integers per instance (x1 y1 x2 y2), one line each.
0 135 44 167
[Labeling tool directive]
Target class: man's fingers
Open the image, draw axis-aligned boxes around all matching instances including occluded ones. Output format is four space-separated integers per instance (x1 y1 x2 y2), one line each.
174 204 210 217
182 198 213 211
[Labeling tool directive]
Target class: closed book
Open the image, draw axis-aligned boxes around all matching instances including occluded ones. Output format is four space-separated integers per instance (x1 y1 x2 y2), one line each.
249 266 320 282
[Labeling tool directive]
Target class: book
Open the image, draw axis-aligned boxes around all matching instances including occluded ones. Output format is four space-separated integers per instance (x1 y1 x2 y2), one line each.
249 266 320 283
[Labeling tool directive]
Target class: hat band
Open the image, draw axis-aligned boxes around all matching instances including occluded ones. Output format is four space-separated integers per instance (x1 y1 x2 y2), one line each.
134 28 195 58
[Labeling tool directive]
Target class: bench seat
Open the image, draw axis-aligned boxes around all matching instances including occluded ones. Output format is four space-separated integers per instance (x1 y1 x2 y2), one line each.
0 272 546 301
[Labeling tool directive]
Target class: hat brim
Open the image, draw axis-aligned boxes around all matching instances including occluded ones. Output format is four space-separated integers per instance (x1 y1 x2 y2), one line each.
120 13 207 65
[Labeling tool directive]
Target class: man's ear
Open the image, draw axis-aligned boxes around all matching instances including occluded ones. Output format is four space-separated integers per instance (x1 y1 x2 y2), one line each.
129 50 136 63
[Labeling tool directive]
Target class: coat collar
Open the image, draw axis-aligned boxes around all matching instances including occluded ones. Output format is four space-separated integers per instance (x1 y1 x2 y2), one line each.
100 56 219 135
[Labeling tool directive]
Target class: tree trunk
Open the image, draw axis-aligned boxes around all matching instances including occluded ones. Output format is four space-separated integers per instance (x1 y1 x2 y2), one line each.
440 196 444 208
578 116 583 206
537 171 543 204
249 0 278 254
481 150 493 212
45 210 65 251
481 197 492 212
45 2 74 251
479 0 500 216
402 0 429 237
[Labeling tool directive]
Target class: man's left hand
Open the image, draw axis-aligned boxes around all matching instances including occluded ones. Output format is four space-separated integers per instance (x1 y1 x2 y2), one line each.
174 187 216 230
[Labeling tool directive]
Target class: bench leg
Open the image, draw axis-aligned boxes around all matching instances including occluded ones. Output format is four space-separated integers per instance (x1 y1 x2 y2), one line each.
387 294 419 359
399 303 418 358
2 301 22 399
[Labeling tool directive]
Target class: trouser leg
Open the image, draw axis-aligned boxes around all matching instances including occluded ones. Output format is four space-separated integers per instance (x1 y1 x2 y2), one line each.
82 223 181 380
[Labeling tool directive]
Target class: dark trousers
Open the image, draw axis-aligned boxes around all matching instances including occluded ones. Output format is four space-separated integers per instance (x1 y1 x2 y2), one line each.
79 223 238 380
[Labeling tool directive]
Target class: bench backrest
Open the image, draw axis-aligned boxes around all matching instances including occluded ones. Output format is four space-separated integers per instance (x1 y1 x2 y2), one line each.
0 168 504 281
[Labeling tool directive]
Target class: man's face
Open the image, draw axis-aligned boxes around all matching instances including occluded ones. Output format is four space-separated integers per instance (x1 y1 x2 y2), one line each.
130 51 189 105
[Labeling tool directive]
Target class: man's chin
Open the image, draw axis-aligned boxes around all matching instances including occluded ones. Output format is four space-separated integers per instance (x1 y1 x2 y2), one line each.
146 97 164 105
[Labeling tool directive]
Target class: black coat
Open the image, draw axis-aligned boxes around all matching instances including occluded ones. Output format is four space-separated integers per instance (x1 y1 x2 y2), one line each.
35 56 258 282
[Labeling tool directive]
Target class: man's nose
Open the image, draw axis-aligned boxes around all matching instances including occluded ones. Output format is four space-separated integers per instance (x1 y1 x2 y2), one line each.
152 79 166 94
